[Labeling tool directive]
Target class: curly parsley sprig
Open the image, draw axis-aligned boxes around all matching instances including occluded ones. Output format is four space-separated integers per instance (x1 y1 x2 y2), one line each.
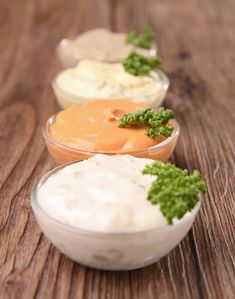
119 107 175 138
126 26 154 49
142 162 206 224
123 51 162 76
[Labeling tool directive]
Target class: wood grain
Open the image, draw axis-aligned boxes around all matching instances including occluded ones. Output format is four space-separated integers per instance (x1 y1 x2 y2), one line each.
0 0 234 298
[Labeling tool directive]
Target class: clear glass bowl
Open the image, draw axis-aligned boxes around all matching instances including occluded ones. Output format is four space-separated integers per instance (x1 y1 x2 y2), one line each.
56 37 158 68
31 163 201 271
43 115 180 165
52 69 169 109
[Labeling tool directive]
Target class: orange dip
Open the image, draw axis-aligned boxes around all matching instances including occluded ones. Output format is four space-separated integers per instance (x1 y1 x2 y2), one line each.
45 100 179 164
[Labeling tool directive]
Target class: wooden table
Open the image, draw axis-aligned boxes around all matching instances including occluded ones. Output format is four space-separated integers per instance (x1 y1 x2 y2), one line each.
0 0 234 298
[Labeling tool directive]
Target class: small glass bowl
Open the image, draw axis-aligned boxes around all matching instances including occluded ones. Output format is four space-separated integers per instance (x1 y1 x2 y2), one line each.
43 115 180 165
56 37 158 68
52 69 169 109
31 163 201 271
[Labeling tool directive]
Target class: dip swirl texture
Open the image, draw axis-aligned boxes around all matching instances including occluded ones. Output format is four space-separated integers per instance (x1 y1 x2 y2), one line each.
56 60 163 99
59 28 153 63
37 155 168 232
49 100 167 152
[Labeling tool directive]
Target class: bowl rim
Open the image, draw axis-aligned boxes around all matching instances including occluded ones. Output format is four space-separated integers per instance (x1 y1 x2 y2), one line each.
31 160 201 237
52 68 169 102
42 114 180 156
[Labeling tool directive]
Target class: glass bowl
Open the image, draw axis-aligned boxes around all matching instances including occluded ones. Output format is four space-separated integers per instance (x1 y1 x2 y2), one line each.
56 37 158 68
31 163 201 271
43 115 180 165
52 69 169 109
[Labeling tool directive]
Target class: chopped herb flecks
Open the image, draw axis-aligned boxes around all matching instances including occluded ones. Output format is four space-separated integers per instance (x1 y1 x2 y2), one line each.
142 162 206 224
126 26 154 49
123 51 162 76
119 107 174 138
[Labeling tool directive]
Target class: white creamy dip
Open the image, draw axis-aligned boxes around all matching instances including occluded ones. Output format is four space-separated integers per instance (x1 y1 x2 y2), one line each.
57 28 155 66
37 155 168 232
33 155 200 270
55 60 166 101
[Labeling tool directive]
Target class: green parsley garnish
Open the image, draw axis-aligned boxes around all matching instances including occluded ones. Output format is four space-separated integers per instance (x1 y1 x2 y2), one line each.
142 162 206 224
126 26 154 49
123 51 162 76
119 107 174 138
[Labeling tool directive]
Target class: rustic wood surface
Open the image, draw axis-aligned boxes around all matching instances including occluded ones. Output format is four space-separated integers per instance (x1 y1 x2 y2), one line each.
0 0 234 298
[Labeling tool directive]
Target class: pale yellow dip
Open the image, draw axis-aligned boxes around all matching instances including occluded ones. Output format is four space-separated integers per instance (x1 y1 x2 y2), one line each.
56 60 162 100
